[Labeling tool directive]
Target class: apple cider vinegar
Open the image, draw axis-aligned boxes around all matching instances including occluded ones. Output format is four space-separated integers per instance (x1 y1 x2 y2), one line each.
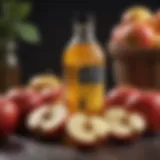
62 14 105 114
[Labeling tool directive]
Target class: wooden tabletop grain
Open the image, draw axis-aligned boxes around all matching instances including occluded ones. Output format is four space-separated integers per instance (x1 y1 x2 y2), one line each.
0 135 160 160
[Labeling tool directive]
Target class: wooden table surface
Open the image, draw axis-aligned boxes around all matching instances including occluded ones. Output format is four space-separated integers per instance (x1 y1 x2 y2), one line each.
1 135 160 160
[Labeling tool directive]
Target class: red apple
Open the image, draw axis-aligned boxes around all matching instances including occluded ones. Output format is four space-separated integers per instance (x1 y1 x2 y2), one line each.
111 25 131 42
6 87 44 117
40 87 63 103
107 87 139 107
110 24 132 50
126 91 160 132
126 23 155 49
0 98 19 138
24 92 44 114
149 10 160 32
6 87 35 107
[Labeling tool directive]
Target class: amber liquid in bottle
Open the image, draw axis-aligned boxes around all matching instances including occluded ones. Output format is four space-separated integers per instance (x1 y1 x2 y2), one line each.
62 15 105 114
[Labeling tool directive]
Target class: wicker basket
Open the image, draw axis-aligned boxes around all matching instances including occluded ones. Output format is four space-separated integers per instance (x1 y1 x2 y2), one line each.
110 47 160 90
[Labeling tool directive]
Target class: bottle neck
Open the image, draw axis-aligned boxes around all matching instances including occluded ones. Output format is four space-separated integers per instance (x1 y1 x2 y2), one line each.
71 22 96 43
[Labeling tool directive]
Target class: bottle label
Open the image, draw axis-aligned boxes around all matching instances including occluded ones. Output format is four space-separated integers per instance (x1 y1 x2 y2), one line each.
78 66 104 111
79 66 104 83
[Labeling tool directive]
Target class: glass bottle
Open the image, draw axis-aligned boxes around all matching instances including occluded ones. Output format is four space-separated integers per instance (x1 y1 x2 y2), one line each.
62 14 105 114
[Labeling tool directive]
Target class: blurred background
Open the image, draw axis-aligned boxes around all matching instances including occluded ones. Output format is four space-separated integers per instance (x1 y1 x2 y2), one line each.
19 0 158 88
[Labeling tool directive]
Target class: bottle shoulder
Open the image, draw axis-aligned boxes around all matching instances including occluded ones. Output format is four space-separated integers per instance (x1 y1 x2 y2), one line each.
63 41 105 67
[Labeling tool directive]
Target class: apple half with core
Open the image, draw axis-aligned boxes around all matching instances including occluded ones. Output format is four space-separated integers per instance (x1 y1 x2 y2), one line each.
66 113 111 148
27 103 68 139
104 107 147 141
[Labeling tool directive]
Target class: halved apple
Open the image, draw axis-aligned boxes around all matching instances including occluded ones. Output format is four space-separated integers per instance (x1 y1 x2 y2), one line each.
65 113 110 148
27 103 68 139
104 107 147 142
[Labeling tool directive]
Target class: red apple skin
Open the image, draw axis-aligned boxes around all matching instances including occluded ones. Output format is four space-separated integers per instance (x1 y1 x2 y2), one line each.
24 93 44 114
126 92 160 132
111 25 131 41
40 87 63 104
126 23 155 49
149 10 160 33
110 24 132 50
6 87 44 117
6 87 35 109
107 87 139 107
0 98 19 138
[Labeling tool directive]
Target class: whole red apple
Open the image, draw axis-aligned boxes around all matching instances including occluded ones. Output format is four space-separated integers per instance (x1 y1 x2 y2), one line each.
0 98 19 138
111 25 131 42
40 87 63 104
107 87 139 107
6 87 35 107
126 23 155 49
6 87 44 116
126 91 160 132
110 24 132 50
24 92 44 114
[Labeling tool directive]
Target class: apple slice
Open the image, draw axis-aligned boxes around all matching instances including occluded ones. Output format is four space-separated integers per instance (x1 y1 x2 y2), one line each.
66 113 110 148
27 103 68 139
28 74 61 91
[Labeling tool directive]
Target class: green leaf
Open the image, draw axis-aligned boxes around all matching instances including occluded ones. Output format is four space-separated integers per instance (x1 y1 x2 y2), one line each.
3 2 32 21
15 23 41 44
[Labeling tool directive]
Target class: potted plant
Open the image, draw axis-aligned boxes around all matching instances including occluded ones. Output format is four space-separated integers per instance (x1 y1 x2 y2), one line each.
0 0 41 92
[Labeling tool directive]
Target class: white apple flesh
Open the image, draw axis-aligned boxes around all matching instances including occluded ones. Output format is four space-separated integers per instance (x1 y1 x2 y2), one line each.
27 103 68 139
66 113 110 148
104 108 147 141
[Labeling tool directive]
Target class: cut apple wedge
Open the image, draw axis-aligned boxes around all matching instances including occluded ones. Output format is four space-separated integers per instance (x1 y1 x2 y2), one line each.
27 103 68 139
66 113 111 148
